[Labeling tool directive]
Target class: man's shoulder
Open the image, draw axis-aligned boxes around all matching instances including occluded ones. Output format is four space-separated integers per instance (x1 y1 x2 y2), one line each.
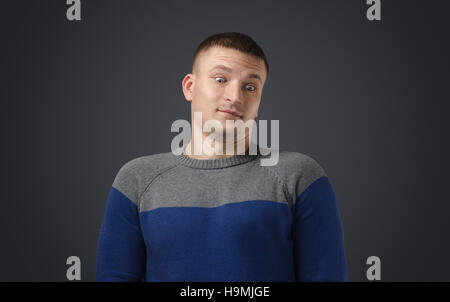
259 149 327 178
257 149 329 199
110 151 178 203
115 151 177 175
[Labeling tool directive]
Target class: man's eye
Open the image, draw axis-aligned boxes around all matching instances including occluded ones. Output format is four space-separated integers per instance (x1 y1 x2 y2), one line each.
246 85 256 92
215 77 225 83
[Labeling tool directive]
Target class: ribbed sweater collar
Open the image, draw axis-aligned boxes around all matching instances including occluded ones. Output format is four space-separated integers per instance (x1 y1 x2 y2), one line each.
175 145 261 169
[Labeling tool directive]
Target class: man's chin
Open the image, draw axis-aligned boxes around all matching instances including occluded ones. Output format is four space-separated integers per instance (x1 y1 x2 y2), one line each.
204 115 249 136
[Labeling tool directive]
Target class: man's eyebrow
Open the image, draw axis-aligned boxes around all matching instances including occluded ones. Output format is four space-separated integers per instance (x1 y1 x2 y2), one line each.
209 64 263 83
209 64 233 73
247 73 263 83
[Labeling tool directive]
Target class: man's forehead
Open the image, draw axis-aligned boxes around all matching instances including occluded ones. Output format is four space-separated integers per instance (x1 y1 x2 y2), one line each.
199 47 266 78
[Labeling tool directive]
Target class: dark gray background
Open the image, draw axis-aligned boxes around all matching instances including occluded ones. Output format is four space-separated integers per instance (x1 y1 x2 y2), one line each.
1 0 449 282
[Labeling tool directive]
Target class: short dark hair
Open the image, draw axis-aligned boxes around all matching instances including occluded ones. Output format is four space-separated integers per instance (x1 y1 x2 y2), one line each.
192 32 269 76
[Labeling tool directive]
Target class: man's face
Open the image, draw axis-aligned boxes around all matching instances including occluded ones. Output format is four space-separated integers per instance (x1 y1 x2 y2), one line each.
182 46 267 136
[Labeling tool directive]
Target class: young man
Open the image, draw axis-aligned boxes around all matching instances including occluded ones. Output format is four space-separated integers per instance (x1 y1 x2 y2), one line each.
95 32 349 282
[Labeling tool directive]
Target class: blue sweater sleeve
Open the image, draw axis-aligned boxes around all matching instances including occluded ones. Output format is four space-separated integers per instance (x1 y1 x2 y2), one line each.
292 176 348 281
95 187 146 282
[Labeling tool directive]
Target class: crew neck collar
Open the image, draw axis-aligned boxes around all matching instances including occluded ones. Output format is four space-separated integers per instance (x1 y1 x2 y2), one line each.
175 144 261 169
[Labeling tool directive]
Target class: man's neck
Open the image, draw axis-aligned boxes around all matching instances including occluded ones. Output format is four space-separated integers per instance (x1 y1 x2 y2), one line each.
184 133 251 160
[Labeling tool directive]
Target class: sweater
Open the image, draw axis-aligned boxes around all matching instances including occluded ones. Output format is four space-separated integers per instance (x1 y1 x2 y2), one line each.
95 147 348 282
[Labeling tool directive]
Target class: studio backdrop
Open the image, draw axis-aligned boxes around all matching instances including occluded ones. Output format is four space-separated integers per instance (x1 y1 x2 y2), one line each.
1 0 449 281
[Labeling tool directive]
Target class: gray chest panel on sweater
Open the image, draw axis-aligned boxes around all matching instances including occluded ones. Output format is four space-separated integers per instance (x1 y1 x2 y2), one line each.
139 161 290 213
112 150 327 216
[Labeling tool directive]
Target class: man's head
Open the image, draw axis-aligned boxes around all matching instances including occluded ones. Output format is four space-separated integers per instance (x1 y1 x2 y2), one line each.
182 32 269 138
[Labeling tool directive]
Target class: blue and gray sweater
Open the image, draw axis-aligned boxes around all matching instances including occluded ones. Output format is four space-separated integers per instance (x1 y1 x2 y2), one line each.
95 148 348 282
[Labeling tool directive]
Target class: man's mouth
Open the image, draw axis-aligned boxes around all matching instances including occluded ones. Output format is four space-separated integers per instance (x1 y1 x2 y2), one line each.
218 109 242 118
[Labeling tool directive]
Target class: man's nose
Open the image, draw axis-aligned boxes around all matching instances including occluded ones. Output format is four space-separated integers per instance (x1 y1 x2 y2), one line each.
224 80 243 105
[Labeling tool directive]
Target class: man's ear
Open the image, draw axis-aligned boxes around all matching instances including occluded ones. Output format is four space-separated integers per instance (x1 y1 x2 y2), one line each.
182 74 195 102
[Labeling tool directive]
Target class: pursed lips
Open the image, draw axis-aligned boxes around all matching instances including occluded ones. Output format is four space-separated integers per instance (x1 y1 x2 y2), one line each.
218 109 242 118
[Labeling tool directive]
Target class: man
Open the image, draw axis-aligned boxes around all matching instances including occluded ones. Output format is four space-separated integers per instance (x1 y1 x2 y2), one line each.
95 32 348 282
180 35 267 160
